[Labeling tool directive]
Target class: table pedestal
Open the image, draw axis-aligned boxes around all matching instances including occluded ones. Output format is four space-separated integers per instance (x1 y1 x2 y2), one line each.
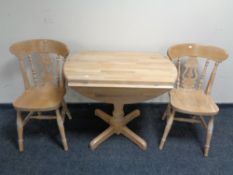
90 103 147 150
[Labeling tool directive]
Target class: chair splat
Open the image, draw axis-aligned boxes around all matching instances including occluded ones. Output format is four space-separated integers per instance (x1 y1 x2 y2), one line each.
180 56 199 89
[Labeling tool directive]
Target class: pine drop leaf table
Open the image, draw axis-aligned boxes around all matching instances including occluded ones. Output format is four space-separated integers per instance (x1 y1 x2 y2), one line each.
64 52 177 150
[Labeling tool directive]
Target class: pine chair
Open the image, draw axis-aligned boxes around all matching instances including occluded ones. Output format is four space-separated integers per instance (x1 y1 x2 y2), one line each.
10 39 72 152
159 43 228 157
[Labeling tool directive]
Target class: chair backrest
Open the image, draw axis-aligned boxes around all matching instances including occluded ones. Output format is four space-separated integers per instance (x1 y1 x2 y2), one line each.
167 43 228 94
10 39 69 90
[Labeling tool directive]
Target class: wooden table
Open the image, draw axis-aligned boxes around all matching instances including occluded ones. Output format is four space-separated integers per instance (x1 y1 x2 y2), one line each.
64 52 177 150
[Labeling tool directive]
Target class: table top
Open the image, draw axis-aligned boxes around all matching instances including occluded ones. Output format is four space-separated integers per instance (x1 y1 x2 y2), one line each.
64 52 177 89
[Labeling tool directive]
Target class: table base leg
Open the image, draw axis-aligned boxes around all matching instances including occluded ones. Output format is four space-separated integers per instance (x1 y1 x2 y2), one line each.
90 126 115 150
90 107 147 150
121 126 147 150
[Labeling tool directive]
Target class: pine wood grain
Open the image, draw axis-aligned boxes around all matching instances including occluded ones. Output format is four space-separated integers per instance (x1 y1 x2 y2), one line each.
160 43 228 157
10 39 71 152
64 51 177 150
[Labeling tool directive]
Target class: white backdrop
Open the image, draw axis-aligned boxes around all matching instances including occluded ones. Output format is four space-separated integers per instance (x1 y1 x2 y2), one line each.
0 0 232 103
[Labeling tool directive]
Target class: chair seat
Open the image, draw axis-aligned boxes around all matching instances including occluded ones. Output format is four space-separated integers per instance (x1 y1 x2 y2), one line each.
13 85 65 111
170 89 219 116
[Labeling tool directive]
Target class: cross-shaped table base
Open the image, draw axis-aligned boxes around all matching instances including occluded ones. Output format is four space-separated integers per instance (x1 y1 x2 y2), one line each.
89 103 147 150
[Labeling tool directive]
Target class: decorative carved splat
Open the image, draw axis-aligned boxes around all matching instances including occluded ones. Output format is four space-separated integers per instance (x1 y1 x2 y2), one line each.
28 54 39 86
25 53 65 88
181 57 199 89
37 53 54 85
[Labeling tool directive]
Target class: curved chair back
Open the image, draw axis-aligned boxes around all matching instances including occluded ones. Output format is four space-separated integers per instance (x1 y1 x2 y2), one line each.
10 39 69 89
167 43 228 94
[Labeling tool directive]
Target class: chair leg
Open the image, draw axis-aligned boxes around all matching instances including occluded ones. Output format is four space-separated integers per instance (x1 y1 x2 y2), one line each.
56 109 68 151
204 116 214 157
159 109 175 150
162 104 170 120
62 100 72 120
16 110 24 152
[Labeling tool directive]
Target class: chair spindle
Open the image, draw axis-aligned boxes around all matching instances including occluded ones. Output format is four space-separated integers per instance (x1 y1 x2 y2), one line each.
28 54 38 86
176 58 181 88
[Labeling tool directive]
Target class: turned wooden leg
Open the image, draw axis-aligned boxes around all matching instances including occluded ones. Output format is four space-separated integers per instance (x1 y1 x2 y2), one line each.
159 109 175 150
16 110 24 152
90 126 115 150
204 116 214 157
56 109 68 151
62 100 72 120
121 126 147 150
162 104 170 120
